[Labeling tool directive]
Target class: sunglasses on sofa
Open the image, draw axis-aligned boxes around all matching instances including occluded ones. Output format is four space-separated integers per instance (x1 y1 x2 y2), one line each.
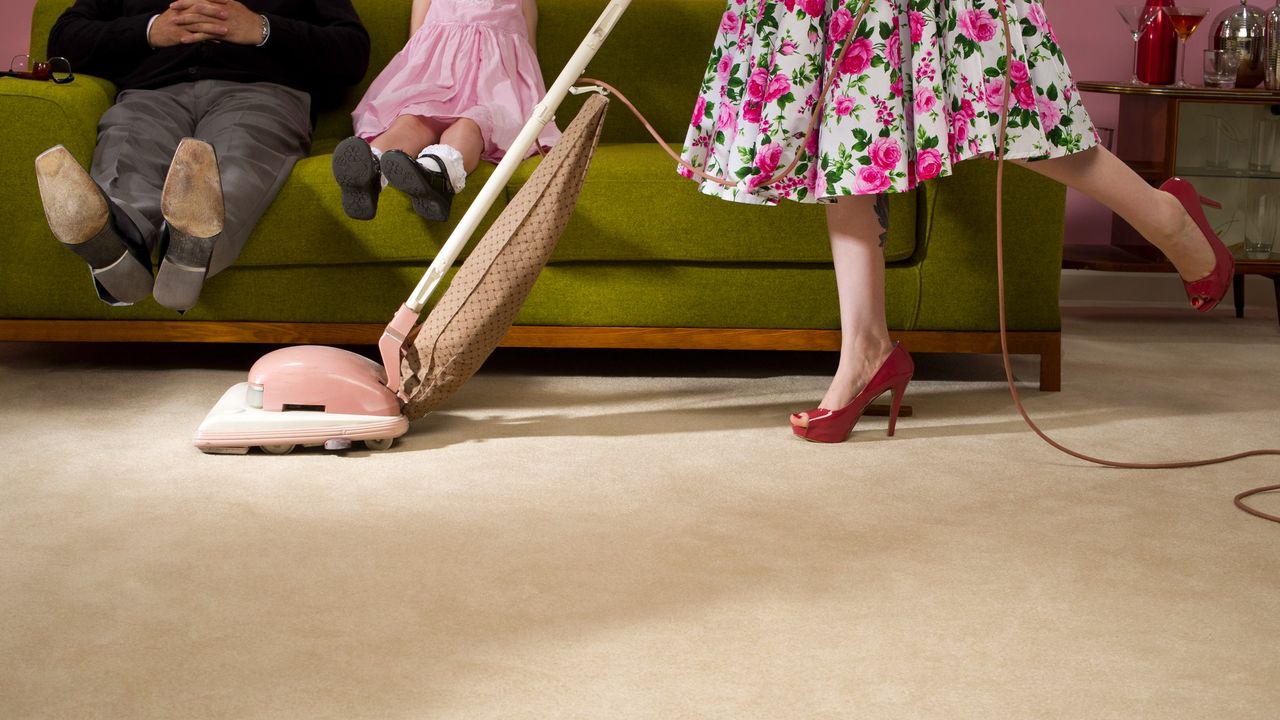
0 55 74 84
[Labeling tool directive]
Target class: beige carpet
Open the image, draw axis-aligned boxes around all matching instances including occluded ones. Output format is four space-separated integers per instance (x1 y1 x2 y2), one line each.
1 308 1278 719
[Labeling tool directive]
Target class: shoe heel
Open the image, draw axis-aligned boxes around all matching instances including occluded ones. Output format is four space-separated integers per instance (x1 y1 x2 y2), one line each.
154 231 217 311
886 377 911 437
1199 195 1222 210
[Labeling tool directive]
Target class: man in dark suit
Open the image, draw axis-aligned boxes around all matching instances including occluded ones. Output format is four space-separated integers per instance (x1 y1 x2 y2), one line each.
35 0 370 310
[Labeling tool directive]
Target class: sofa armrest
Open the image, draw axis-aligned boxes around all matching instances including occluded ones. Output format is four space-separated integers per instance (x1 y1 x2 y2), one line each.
0 75 116 319
0 75 116 165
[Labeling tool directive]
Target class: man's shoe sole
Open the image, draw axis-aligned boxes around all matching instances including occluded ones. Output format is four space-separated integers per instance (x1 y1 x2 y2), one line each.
34 145 153 305
156 138 224 312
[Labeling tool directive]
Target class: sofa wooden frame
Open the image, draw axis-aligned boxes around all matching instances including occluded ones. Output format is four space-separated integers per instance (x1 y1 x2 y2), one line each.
0 321 1061 391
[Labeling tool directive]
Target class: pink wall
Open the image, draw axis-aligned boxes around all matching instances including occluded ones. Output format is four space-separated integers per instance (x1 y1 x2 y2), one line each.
2 0 37 62
1 0 1244 244
1050 0 1234 244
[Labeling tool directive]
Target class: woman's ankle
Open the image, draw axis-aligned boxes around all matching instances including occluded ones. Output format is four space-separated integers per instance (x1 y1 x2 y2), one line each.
1146 190 1215 281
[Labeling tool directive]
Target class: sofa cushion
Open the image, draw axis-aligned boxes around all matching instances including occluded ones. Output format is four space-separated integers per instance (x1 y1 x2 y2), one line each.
513 144 919 264
65 262 918 330
236 141 918 268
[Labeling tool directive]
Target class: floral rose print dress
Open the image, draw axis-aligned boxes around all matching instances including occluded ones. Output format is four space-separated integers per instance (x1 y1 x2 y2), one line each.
679 0 1098 205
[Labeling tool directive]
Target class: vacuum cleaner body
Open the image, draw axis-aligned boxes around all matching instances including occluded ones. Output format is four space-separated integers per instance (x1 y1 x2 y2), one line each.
193 346 408 454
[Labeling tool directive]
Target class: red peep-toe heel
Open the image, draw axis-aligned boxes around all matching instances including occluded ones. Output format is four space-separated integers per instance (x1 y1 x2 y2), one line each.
791 343 914 444
1159 177 1236 312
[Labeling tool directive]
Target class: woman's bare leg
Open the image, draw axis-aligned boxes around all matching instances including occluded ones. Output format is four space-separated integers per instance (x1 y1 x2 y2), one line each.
793 194 895 429
1016 146 1215 281
370 115 440 156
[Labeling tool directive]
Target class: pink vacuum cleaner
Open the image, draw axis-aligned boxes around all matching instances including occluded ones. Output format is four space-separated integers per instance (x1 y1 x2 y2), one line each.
193 0 631 455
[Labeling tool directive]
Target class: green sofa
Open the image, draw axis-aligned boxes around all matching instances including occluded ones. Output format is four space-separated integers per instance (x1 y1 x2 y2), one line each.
1 0 1066 389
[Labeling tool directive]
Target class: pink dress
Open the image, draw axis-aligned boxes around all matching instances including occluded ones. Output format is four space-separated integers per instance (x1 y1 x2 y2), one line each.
351 0 560 162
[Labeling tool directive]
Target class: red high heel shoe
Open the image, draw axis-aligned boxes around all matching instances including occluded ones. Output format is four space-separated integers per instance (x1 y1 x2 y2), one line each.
791 343 914 444
1160 178 1236 313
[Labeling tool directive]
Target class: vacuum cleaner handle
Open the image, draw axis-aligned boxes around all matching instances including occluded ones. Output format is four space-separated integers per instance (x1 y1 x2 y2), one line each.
378 0 632 394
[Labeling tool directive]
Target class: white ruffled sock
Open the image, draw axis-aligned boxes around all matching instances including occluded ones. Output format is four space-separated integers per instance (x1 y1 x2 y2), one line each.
369 146 389 188
417 144 467 193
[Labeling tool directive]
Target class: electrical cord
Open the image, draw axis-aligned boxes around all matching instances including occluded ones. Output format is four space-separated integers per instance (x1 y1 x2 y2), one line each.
989 1 1280 521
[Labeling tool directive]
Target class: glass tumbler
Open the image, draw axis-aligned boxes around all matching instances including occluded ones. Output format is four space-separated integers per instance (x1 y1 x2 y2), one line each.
1243 189 1279 258
1203 49 1241 87
1249 117 1279 172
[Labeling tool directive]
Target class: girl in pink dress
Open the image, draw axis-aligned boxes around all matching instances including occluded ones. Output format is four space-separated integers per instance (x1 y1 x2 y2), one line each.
333 0 560 221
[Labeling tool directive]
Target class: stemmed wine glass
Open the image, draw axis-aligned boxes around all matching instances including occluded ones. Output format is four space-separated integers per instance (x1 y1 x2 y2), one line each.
1166 6 1210 88
1116 5 1161 85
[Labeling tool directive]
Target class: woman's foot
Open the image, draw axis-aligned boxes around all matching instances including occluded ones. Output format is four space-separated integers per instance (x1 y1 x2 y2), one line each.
1151 187 1217 283
791 343 914 443
1158 178 1236 311
791 338 896 430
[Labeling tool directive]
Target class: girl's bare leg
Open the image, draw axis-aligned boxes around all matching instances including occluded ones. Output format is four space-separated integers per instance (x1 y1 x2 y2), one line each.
793 194 895 429
370 115 440 156
1015 146 1215 281
440 118 485 173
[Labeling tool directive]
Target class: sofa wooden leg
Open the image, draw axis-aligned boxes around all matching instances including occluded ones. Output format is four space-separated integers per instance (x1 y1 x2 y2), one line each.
1039 337 1062 392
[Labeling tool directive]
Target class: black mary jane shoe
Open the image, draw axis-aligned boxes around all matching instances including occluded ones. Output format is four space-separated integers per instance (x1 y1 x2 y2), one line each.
379 150 454 222
332 136 382 221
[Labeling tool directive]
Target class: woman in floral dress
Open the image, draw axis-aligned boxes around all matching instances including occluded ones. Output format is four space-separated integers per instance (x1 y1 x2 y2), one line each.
681 0 1232 442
